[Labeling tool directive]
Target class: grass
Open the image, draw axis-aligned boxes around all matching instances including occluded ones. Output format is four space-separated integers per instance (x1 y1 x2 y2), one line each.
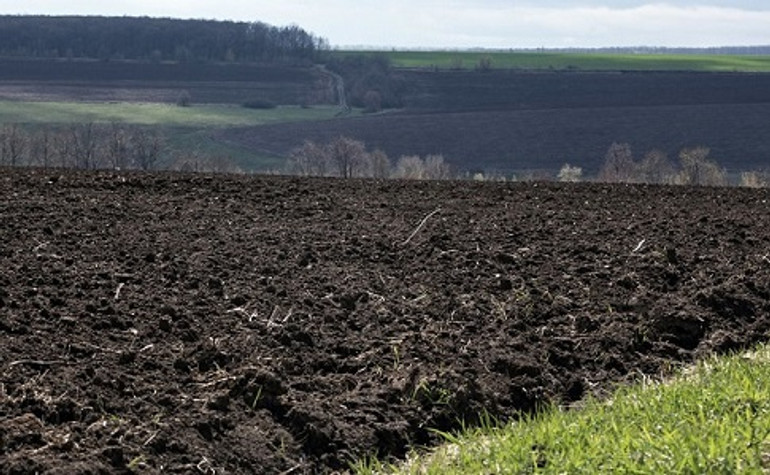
0 100 351 172
356 345 770 474
335 50 770 72
0 100 346 127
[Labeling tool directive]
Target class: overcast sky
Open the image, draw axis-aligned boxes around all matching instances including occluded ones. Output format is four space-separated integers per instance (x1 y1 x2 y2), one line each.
3 1 770 49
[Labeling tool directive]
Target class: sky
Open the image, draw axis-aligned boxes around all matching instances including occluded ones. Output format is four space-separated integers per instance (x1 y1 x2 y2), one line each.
3 1 770 49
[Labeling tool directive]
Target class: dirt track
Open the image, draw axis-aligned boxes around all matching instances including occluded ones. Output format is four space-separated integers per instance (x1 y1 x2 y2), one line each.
2 168 770 473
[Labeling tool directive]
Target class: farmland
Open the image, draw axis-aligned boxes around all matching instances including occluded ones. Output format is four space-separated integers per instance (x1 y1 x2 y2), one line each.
0 101 344 127
2 56 770 175
332 50 770 72
222 69 770 176
3 168 770 472
0 59 329 106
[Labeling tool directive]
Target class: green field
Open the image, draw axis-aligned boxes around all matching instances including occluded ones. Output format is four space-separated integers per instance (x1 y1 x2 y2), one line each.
357 345 770 474
335 50 770 72
0 101 345 127
0 101 352 171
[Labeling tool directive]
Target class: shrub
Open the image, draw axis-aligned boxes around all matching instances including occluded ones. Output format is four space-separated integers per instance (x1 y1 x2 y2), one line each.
558 163 583 182
176 90 192 107
476 56 493 72
363 90 382 113
740 171 768 188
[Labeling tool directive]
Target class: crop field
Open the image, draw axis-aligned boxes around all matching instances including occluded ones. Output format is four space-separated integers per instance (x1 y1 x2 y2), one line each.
2 59 770 176
0 59 325 106
2 168 770 472
221 101 770 177
335 50 770 72
0 101 345 127
0 101 351 171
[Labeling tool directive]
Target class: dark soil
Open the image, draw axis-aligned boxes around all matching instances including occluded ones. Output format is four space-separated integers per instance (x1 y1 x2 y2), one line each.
0 59 329 105
221 69 770 175
221 101 770 176
2 168 770 473
397 70 770 111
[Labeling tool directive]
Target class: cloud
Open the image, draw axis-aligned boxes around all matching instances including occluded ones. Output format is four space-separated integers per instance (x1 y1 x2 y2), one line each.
2 1 769 48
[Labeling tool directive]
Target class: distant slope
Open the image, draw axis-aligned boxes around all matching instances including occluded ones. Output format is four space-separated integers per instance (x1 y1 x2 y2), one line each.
397 69 770 111
334 50 770 72
0 59 333 106
0 15 326 63
220 70 770 175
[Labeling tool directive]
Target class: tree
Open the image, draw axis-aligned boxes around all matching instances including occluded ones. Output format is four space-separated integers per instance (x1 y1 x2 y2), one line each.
287 140 330 176
676 147 727 186
368 149 391 179
328 136 367 178
363 90 382 113
106 123 130 170
30 127 52 168
394 155 425 180
598 142 636 183
0 124 26 166
132 128 162 171
424 154 452 180
0 16 327 63
637 149 675 184
70 123 98 169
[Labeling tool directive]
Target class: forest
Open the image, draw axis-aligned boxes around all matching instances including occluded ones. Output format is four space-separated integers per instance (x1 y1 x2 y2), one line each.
0 15 328 63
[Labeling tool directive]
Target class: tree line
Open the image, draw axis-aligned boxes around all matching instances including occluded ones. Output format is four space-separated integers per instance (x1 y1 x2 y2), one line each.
3 126 769 187
286 137 452 180
0 124 163 171
561 142 769 187
0 15 328 63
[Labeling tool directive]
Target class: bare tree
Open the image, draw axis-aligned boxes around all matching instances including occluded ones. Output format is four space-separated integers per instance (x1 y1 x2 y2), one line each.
676 147 727 186
598 142 636 183
69 123 99 169
132 128 162 171
421 154 450 180
329 136 367 178
106 123 131 170
637 149 675 184
287 140 330 176
394 155 425 179
0 124 26 166
30 127 52 168
368 149 391 179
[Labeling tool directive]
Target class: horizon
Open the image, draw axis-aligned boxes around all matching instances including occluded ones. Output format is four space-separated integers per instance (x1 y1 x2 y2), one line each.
2 1 770 50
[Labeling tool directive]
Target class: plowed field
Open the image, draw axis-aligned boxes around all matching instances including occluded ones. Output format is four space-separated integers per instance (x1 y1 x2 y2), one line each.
2 168 770 473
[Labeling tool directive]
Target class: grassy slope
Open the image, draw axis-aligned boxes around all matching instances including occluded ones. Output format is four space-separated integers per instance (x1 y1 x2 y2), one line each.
0 101 343 126
357 346 770 474
0 101 348 171
335 50 770 72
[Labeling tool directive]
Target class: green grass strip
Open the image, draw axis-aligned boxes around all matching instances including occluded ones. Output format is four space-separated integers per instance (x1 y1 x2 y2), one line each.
357 346 770 474
0 101 345 126
335 50 770 72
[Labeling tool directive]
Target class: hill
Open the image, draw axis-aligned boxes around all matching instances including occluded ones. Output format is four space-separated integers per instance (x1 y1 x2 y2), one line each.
220 70 770 175
0 15 326 63
0 58 331 105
